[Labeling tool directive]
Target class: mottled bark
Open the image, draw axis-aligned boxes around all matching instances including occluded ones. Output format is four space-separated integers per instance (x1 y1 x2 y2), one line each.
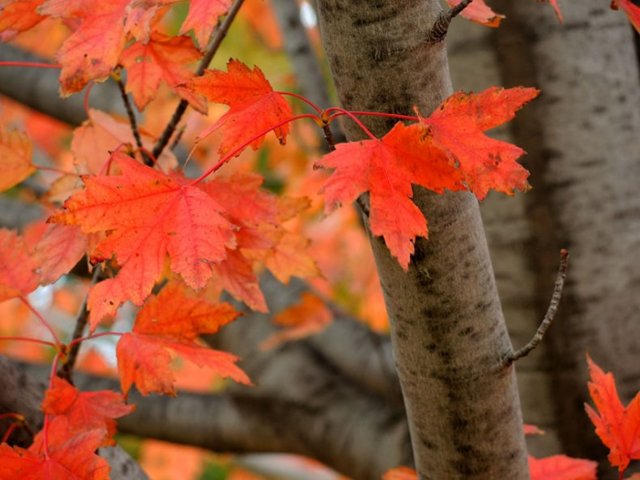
316 2 529 479
446 21 560 456
492 0 640 469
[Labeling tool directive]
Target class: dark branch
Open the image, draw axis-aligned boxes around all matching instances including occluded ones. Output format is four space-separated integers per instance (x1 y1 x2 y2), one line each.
58 266 102 383
114 73 144 149
427 0 474 43
505 249 569 365
151 0 246 160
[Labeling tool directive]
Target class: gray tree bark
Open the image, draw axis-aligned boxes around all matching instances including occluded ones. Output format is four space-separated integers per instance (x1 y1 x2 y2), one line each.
316 1 529 479
491 0 640 469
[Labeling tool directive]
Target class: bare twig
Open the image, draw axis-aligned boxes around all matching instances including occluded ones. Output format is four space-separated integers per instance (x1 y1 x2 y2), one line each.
151 0 246 160
505 249 569 365
58 265 102 383
114 73 143 149
427 0 474 43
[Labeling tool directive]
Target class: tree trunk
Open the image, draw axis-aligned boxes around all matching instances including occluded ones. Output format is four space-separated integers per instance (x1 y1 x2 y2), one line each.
316 2 529 478
491 0 640 470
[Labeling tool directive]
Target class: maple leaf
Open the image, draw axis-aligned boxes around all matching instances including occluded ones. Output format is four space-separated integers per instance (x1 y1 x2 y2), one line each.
261 292 333 350
42 376 134 444
0 127 35 192
585 355 640 473
116 284 249 396
120 33 206 112
49 152 236 327
316 122 464 269
23 221 87 285
201 173 316 309
446 0 504 27
192 59 293 156
0 229 40 301
0 428 110 480
0 0 45 41
38 0 168 94
611 0 640 32
528 455 597 480
418 86 539 200
39 0 130 94
180 0 231 49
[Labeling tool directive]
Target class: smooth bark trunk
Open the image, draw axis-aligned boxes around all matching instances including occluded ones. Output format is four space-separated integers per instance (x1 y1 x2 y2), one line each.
316 1 529 478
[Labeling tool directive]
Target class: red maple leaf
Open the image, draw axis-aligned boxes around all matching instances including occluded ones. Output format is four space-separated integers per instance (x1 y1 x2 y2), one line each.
116 283 249 396
192 59 293 156
180 0 231 49
585 355 640 473
316 122 463 269
42 376 134 444
446 0 504 27
49 152 236 327
317 87 537 268
0 427 110 480
120 33 206 112
418 86 539 200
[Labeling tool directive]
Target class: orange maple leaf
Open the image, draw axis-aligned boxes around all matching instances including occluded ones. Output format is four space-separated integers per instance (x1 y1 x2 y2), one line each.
180 0 231 49
0 427 110 480
116 283 249 396
49 152 236 327
585 355 640 473
0 127 35 192
120 33 206 112
446 0 505 27
201 173 316 310
528 455 597 480
0 0 46 40
611 0 640 32
192 59 293 155
42 376 134 445
316 122 464 269
38 0 168 94
261 292 333 350
0 229 40 301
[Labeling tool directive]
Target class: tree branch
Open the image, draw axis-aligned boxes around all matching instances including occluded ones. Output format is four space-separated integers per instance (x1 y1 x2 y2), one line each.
428 0 474 43
151 0 246 159
505 249 569 365
0 44 124 125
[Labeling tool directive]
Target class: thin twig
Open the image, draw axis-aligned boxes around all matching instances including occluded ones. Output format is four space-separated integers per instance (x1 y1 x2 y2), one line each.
114 74 144 151
505 249 569 365
428 0 474 43
58 266 102 384
151 0 246 160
